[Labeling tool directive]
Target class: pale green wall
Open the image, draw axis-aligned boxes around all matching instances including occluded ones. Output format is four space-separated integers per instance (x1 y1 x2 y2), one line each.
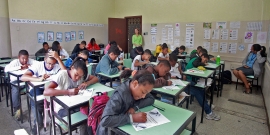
8 0 115 24
0 0 9 17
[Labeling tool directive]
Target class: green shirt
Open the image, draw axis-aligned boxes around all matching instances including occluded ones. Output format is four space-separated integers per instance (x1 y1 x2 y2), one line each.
132 35 143 48
185 57 197 81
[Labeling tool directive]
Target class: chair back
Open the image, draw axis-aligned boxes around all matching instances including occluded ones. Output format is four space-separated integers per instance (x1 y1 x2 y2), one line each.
123 59 132 69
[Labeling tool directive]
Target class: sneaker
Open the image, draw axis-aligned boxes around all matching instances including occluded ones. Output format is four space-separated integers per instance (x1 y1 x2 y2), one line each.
31 125 37 135
211 104 215 110
14 109 21 121
206 112 221 121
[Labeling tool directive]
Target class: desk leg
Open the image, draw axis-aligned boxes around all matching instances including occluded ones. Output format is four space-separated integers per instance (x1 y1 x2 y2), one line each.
110 78 113 88
210 72 215 108
192 116 196 134
186 85 190 109
5 79 9 107
68 109 72 135
220 64 225 97
217 66 221 97
33 87 41 135
201 79 207 123
50 97 56 135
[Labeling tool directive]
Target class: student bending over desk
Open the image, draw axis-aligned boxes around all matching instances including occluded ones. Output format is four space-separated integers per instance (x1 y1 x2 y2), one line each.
43 57 98 135
131 49 151 70
96 70 155 135
65 50 92 69
169 54 184 80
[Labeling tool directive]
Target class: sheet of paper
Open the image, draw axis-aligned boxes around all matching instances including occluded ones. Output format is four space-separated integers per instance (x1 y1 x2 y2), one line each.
168 28 174 44
247 22 262 31
151 24 157 35
211 42 219 52
219 42 228 53
162 28 167 43
204 29 211 39
256 32 267 43
162 85 179 90
203 22 212 29
37 32 45 43
244 32 254 43
197 78 213 87
230 21 240 29
185 27 195 48
78 88 94 96
203 42 211 51
212 29 219 39
216 21 227 29
220 29 229 40
170 79 186 86
151 35 156 44
228 43 237 54
174 23 180 37
132 108 170 131
229 29 238 40
187 69 204 74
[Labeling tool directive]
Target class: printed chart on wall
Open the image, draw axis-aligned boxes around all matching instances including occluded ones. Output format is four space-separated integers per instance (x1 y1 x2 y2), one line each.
220 42 228 53
229 29 238 40
212 42 219 52
186 27 195 48
174 23 180 37
56 32 62 42
256 32 267 43
216 22 227 29
247 22 262 31
220 29 228 40
228 43 237 54
203 22 211 39
162 28 167 43
230 21 241 29
37 32 45 43
47 31 54 41
78 31 84 39
65 32 71 42
244 32 254 43
212 29 219 39
71 31 76 40
151 24 157 35
203 42 210 51
168 27 174 44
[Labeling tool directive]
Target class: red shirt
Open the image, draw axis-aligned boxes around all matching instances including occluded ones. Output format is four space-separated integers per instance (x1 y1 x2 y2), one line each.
87 43 100 51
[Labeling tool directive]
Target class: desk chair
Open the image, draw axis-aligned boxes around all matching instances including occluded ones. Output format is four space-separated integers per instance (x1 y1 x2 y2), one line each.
236 75 259 93
123 59 132 69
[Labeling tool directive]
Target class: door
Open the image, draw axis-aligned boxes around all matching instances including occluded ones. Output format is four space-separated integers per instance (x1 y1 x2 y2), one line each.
108 18 127 53
125 16 142 53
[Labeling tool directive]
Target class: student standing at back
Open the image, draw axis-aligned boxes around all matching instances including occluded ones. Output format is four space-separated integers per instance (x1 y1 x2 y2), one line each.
131 49 151 70
96 70 155 135
156 43 169 63
71 40 87 55
5 50 38 121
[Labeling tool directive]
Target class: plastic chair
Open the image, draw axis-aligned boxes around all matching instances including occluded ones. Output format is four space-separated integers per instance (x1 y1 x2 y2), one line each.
123 59 132 69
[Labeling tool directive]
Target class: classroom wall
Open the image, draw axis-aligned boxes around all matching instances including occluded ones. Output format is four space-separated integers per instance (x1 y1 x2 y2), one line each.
7 0 115 56
0 0 12 57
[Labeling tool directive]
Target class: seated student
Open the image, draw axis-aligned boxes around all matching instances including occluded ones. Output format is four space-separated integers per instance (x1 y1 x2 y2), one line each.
65 50 92 69
233 44 266 94
145 60 172 88
96 69 155 135
4 50 38 120
104 41 114 54
108 43 124 61
156 43 169 63
130 46 143 60
179 45 186 55
59 45 69 58
185 53 221 121
192 48 208 67
51 41 69 58
44 57 99 135
35 42 49 57
96 45 128 76
20 51 65 134
87 38 100 52
131 49 151 70
190 46 203 60
169 54 183 79
71 41 87 55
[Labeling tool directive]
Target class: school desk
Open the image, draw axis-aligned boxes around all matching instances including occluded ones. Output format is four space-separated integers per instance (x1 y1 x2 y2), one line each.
0 59 13 64
0 64 7 102
109 100 196 135
204 63 220 101
97 72 121 87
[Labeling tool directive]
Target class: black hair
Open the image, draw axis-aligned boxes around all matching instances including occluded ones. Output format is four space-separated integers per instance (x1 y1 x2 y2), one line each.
80 50 90 59
81 40 86 45
18 50 29 56
70 56 88 80
108 45 120 55
260 46 267 57
253 44 261 52
162 43 168 49
109 41 117 46
90 38 95 44
43 42 48 46
52 41 60 55
158 60 171 70
180 45 186 51
200 48 208 54
45 53 56 61
197 46 203 50
169 54 178 62
120 69 155 85
201 53 209 60
142 49 151 55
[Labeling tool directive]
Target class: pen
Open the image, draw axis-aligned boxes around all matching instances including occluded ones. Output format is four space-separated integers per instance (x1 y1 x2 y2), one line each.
136 106 141 112
152 104 165 111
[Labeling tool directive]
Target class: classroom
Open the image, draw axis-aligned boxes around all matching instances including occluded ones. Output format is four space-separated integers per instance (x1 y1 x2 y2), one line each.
0 0 270 135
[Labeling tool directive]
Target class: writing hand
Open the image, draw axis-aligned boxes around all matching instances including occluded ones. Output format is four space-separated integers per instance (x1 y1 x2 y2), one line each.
132 112 147 123
68 88 80 95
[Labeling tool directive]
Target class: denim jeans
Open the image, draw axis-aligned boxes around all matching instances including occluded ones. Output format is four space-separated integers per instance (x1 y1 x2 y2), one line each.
11 81 26 110
185 79 212 114
29 88 44 126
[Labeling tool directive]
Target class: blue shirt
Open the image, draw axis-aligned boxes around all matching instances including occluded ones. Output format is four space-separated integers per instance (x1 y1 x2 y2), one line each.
246 53 257 68
95 54 120 75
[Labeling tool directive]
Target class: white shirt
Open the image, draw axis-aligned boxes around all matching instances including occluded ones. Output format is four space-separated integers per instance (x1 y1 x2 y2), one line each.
60 48 69 58
170 63 181 78
28 61 61 77
5 58 37 82
156 52 169 63
131 55 144 70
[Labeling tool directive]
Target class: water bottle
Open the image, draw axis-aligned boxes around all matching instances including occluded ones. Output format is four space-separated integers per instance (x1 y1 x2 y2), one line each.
216 55 220 65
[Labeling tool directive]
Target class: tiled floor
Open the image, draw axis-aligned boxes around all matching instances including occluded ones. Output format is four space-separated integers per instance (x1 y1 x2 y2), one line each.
0 84 269 135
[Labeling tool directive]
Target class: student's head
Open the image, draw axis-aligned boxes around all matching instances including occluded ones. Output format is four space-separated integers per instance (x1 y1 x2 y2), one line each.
52 41 60 52
120 70 155 100
109 41 117 46
108 45 120 61
80 41 87 49
135 28 140 35
44 53 57 70
90 38 96 45
142 49 152 61
18 50 29 65
161 43 168 55
260 46 267 57
70 57 88 81
197 46 203 53
179 45 186 53
199 49 208 56
78 50 89 61
156 60 171 77
169 54 178 67
201 53 209 64
252 44 261 54
43 42 49 51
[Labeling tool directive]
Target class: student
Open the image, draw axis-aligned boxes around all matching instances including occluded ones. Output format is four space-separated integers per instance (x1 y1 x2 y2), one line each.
190 46 203 60
71 41 87 55
59 45 69 58
35 42 49 57
65 50 92 69
169 54 183 79
233 44 266 94
104 41 116 54
185 53 221 121
96 69 155 135
87 38 100 52
131 49 151 70
130 46 143 60
4 50 37 120
179 45 186 55
20 51 65 135
96 45 128 76
44 57 99 135
192 48 208 67
109 43 124 61
156 43 169 63
145 60 172 88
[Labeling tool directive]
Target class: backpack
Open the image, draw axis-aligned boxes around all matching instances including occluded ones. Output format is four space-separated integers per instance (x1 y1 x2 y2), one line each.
87 92 110 135
222 70 232 84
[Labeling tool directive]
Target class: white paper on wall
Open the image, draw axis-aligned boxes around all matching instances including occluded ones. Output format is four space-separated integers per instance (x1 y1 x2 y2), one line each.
212 29 219 39
212 42 219 52
229 29 238 40
204 29 211 39
244 32 254 43
228 43 237 54
230 21 241 29
216 21 227 29
256 32 267 43
203 42 211 51
219 42 228 53
185 27 195 48
220 29 229 40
